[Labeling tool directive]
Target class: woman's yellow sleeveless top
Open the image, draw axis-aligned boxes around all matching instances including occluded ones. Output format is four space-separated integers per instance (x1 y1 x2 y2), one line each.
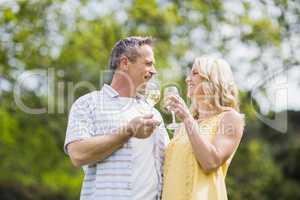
162 115 234 200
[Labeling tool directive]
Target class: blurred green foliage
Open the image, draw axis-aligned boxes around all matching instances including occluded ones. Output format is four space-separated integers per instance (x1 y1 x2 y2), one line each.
0 0 299 199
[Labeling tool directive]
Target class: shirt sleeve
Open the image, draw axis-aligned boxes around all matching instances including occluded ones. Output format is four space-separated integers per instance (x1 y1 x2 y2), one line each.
158 120 170 147
154 109 170 147
64 94 95 154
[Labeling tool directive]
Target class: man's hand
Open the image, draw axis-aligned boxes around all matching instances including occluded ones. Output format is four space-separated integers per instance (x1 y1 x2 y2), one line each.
126 114 161 139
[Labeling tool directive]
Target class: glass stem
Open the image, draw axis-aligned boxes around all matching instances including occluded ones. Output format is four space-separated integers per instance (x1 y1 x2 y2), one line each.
171 111 176 124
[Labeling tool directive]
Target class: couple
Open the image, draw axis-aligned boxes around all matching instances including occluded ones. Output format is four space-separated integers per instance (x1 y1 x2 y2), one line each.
64 36 244 200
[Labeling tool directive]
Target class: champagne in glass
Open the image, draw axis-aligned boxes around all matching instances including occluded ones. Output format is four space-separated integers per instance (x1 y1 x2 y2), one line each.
144 77 162 125
137 76 161 115
164 86 180 130
145 85 160 106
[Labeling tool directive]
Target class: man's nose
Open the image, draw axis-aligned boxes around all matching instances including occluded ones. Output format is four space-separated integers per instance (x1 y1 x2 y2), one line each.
150 65 157 75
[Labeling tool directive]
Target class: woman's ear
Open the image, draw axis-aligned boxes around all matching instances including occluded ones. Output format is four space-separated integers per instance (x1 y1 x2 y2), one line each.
119 56 129 71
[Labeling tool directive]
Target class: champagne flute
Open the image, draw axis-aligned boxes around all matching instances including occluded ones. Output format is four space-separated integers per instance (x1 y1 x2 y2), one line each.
140 77 162 126
145 78 161 106
137 76 161 115
164 86 180 130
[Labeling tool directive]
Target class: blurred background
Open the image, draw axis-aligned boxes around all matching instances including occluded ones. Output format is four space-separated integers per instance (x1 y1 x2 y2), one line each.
0 0 300 199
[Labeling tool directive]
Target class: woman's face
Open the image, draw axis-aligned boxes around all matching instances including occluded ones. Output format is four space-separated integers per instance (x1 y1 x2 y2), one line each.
185 66 207 98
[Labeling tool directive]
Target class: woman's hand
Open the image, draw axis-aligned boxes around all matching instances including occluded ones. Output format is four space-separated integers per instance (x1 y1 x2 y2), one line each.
166 95 193 122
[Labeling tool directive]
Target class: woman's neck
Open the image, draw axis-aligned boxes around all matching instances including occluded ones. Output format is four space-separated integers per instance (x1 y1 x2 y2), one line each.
196 101 219 122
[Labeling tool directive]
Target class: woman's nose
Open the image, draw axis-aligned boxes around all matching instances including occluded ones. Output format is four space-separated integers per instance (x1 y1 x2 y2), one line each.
185 74 191 83
185 68 191 83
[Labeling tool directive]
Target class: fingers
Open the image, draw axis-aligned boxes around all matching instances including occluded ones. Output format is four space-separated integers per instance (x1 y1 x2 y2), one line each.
143 118 161 127
165 95 178 105
134 120 160 138
169 95 184 104
153 119 162 126
167 101 182 113
139 115 160 126
167 95 185 107
142 114 154 119
168 95 179 102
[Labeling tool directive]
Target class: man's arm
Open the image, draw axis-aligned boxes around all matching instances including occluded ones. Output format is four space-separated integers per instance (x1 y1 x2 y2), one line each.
67 126 132 167
67 114 161 167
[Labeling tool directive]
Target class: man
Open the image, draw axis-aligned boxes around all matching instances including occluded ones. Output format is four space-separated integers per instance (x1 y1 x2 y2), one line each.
64 36 169 200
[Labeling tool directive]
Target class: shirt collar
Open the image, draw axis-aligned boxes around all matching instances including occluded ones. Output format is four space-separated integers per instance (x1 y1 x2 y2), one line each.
103 84 119 98
102 84 143 100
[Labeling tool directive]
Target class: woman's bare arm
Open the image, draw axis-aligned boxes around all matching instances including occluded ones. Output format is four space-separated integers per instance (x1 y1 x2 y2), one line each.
184 110 244 174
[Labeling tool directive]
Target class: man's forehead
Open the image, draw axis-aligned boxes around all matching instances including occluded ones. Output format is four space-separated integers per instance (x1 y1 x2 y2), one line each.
145 57 155 62
138 45 154 60
138 45 153 53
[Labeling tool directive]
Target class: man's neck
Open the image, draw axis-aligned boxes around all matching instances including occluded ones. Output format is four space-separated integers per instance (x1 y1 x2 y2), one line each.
110 74 137 98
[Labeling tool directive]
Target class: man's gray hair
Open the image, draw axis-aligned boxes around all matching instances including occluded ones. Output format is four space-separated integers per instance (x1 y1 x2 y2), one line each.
109 36 153 72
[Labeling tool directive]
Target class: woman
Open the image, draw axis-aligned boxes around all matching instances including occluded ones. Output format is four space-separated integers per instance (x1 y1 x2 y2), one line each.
162 56 244 200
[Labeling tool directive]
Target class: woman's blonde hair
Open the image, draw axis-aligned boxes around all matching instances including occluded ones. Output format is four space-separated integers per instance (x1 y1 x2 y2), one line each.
190 56 240 118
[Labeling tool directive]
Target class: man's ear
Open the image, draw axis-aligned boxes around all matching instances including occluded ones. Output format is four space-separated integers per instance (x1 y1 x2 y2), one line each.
119 56 129 71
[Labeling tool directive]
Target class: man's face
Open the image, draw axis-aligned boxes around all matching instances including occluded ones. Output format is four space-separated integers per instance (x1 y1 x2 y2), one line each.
127 44 156 89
